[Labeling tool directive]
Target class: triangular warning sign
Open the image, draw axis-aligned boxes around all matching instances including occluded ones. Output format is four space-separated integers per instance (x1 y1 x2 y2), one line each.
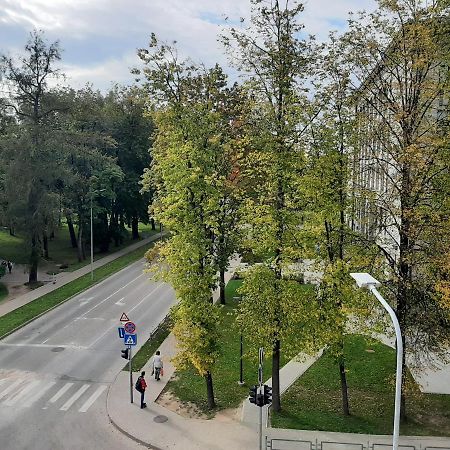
120 312 130 322
125 335 135 344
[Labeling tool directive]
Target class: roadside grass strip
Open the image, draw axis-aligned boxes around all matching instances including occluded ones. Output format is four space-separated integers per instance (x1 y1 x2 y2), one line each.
0 242 158 339
271 334 450 436
123 317 171 373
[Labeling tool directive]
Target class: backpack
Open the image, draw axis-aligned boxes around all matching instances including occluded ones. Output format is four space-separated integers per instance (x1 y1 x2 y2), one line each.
135 376 143 392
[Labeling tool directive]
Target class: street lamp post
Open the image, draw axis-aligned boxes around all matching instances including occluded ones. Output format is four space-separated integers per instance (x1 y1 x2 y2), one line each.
90 194 94 281
234 296 245 386
350 273 403 450
90 189 105 281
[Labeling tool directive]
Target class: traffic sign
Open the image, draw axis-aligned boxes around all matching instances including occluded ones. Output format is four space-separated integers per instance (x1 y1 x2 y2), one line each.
120 312 130 322
118 327 125 338
124 321 136 334
124 333 137 346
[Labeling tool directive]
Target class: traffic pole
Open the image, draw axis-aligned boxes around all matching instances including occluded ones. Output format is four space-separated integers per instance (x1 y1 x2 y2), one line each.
258 347 264 450
129 345 133 403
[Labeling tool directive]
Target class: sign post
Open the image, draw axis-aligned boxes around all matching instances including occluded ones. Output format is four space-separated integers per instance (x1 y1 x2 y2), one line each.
258 347 264 450
118 313 136 404
128 345 133 403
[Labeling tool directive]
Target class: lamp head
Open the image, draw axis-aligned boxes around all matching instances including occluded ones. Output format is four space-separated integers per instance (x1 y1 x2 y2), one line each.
350 272 381 289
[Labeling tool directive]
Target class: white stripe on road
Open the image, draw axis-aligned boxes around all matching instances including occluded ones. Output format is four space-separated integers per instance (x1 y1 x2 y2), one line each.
60 384 90 411
115 297 125 306
82 273 144 317
48 383 73 403
78 385 107 412
0 379 24 400
87 282 164 348
3 380 41 406
24 381 56 407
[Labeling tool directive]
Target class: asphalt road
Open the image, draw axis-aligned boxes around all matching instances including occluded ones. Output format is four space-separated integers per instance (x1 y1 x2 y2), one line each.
0 258 176 450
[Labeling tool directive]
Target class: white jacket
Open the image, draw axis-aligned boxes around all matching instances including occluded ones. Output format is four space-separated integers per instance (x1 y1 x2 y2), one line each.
153 354 163 369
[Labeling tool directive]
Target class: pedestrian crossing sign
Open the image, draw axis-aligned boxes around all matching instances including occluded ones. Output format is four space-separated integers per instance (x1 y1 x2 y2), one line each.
123 333 137 346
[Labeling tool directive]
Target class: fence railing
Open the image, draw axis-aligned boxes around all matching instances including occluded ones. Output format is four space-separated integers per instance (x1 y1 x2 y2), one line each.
266 437 450 450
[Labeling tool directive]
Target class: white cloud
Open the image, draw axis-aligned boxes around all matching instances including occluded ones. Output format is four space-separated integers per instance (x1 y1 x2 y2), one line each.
0 0 379 90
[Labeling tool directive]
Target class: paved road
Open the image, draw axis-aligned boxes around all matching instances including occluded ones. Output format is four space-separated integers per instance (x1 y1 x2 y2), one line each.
0 258 176 450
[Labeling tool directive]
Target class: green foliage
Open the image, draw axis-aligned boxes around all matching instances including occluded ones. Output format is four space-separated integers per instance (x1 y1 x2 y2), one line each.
271 335 450 436
164 280 288 413
237 265 318 358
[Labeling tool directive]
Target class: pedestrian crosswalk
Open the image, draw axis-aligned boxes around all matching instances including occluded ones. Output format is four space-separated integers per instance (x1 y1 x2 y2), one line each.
0 371 108 414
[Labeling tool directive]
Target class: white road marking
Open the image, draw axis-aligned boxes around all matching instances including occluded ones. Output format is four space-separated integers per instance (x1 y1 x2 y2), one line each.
60 384 90 411
48 383 73 403
82 273 144 317
115 297 125 306
0 343 87 349
24 381 56 407
3 380 41 406
87 283 165 348
0 379 24 400
78 385 107 413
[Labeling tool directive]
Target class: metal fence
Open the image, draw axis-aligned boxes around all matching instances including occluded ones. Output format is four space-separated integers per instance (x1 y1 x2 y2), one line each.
266 437 450 450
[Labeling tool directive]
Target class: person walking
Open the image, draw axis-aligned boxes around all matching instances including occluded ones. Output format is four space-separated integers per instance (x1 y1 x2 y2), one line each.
136 371 147 409
7 261 12 274
152 350 163 381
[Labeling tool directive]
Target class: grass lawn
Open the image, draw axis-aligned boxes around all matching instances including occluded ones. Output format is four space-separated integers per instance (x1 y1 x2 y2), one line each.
0 222 160 271
162 280 309 415
271 334 450 436
0 283 8 302
0 240 158 339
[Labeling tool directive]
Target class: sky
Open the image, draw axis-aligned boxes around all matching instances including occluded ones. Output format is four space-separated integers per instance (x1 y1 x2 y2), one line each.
0 0 378 92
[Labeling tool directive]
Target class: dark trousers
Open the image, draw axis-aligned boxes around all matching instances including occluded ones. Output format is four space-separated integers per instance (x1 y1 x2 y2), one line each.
155 367 161 380
140 390 145 408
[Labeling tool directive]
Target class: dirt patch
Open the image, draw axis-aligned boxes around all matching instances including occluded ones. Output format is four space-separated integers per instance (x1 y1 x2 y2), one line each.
156 390 241 423
157 391 209 419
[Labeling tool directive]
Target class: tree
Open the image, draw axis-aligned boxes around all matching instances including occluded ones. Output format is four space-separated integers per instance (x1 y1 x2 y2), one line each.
138 37 241 408
0 30 64 282
222 0 316 411
344 0 450 419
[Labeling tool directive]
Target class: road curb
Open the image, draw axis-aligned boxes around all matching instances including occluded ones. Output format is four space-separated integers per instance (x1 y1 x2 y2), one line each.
0 232 165 340
106 373 163 450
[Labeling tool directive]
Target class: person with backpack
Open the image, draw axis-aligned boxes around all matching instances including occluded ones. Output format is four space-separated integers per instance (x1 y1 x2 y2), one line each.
135 371 147 409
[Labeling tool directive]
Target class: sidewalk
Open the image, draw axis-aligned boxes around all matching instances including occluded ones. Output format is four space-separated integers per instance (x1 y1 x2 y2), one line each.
0 232 164 318
106 256 450 449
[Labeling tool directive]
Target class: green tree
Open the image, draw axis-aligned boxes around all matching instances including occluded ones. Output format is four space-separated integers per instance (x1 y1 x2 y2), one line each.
138 38 241 408
0 30 64 282
344 0 450 419
222 0 316 411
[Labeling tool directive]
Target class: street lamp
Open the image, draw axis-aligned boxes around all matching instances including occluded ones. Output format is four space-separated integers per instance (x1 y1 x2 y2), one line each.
234 295 245 386
90 189 105 281
350 272 403 450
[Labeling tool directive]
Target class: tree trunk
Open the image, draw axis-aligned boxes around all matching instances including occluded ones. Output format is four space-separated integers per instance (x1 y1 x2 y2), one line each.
272 339 281 412
28 236 39 283
77 225 84 262
131 216 139 240
219 268 225 305
150 218 156 230
67 216 77 248
42 232 49 259
205 371 216 409
339 359 350 415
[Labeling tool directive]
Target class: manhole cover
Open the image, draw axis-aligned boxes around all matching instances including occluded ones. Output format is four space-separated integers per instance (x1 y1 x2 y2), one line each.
51 347 65 352
153 415 168 423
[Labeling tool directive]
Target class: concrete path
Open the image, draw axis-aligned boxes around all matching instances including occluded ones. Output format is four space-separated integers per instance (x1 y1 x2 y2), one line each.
0 232 164 318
